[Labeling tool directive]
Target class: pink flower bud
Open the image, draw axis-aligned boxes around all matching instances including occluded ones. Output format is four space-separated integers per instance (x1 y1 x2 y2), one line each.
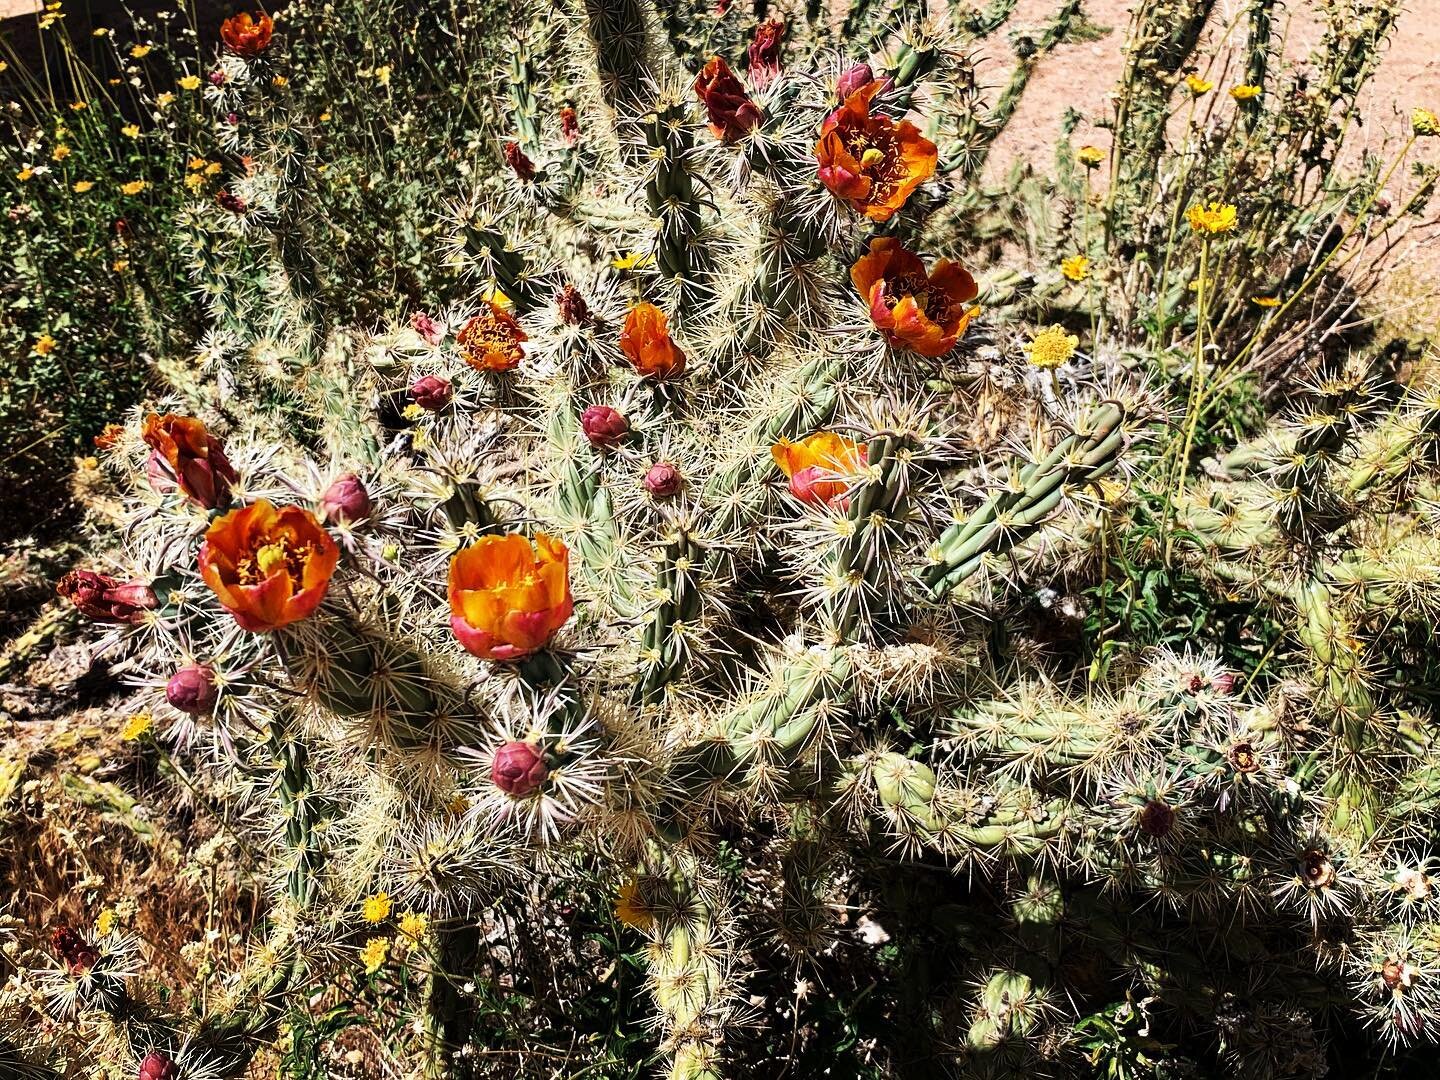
1212 671 1238 695
50 924 99 976
581 406 629 449
208 68 226 86
836 62 889 100
409 375 453 411
57 570 158 624
166 665 218 715
644 462 683 497
491 740 548 796
321 473 372 524
139 1051 179 1080
410 310 444 344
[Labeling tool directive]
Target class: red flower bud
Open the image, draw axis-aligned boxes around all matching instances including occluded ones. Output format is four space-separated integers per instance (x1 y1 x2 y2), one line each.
321 473 372 524
216 189 247 214
491 740 548 796
1138 799 1176 839
504 141 536 181
166 665 218 715
581 406 629 449
410 311 444 344
644 462 683 497
409 375 453 411
560 104 580 146
57 570 158 624
693 56 763 142
1212 671 1238 695
747 19 785 86
836 63 875 101
50 924 99 976
139 1051 179 1080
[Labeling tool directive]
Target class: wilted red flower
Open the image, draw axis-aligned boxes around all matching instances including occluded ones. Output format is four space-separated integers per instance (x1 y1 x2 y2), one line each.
560 104 580 146
410 310 444 344
166 664 218 715
216 189 247 214
850 237 979 357
771 432 868 507
581 405 629 449
220 11 273 57
448 532 573 661
504 140 536 181
57 569 157 624
93 423 125 451
141 413 238 510
644 462 683 497
619 302 686 379
458 301 527 373
555 284 593 326
693 56 763 142
51 925 99 975
747 19 785 86
409 374 453 410
320 474 372 524
198 500 339 632
815 80 936 222
491 740 548 796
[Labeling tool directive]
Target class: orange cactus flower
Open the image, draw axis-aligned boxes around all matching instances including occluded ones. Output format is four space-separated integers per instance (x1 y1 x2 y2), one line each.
93 422 125 451
850 237 979 357
199 500 338 632
141 413 238 509
448 532 574 661
814 80 936 222
457 301 527 373
770 432 868 508
693 56 763 143
220 11 274 56
619 302 686 379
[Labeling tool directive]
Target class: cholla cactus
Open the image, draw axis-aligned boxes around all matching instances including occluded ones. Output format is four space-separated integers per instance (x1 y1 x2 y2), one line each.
26 0 1440 1076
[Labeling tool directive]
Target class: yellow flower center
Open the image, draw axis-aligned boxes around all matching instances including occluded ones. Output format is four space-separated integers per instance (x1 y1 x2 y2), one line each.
860 147 885 168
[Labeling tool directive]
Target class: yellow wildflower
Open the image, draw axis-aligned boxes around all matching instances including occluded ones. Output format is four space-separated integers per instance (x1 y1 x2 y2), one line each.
16 167 34 182
121 124 140 138
374 65 392 87
187 156 207 170
1251 296 1281 308
113 259 130 272
615 878 654 930
52 145 71 161
156 92 176 107
93 27 108 36
204 161 221 176
184 173 204 191
0 61 7 74
69 101 88 111
1229 84 1262 101
360 936 389 974
129 44 152 58
1185 74 1213 95
1075 145 1104 169
272 75 288 87
1024 325 1080 370
96 909 117 936
361 892 393 924
1186 201 1238 235
73 180 95 193
611 251 656 271
401 403 424 422
178 75 201 91
121 179 147 195
1060 254 1090 282
33 333 57 355
1414 109 1440 138
81 456 99 470
120 712 153 741
397 911 430 941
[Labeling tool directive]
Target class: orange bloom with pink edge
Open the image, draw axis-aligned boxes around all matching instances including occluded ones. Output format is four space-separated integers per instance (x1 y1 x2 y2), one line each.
814 80 936 222
199 500 338 632
220 11 273 56
458 301 527 373
619 302 686 379
850 237 979 357
448 533 574 661
771 432 868 507
141 412 238 509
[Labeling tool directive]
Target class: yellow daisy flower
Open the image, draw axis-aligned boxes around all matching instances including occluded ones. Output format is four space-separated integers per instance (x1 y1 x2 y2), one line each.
120 179 148 195
96 909 117 936
615 878 654 930
1186 201 1238 235
33 333 57 355
120 712 153 741
73 180 95 193
178 75 202 91
397 911 430 941
1075 145 1105 169
52 145 71 161
1185 74 1213 95
361 892 393 924
360 937 389 975
1024 326 1080 370
1060 255 1090 282
16 167 34 182
1414 109 1440 138
156 92 176 107
1251 296 1281 308
121 124 140 138
129 44 152 59
1229 84 1262 101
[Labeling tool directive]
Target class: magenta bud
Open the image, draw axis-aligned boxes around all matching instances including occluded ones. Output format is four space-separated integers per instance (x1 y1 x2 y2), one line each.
139 1051 180 1080
1212 671 1238 695
581 406 629 449
166 665 217 715
409 375 453 411
836 63 876 100
208 68 226 86
491 740 548 796
643 462 683 497
410 310 444 344
321 473 372 524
